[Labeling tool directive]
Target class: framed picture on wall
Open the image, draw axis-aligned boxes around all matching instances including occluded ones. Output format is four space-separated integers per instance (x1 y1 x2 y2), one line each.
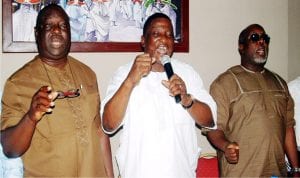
2 0 189 52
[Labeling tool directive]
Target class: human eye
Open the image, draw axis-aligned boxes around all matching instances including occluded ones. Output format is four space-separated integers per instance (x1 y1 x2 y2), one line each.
60 23 68 30
166 32 174 38
43 24 52 31
151 31 159 37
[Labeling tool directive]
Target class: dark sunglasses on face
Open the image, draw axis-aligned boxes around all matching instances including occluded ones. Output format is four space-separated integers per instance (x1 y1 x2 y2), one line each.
248 33 270 44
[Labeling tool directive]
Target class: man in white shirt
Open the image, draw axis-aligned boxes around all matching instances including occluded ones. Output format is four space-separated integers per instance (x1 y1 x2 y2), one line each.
288 76 300 149
101 13 216 178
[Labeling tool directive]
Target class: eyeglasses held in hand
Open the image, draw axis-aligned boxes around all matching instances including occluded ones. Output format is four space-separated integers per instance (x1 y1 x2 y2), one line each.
56 89 80 99
248 33 270 44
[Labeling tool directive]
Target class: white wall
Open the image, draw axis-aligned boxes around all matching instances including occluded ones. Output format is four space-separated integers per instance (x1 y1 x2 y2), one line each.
288 0 300 81
1 0 299 175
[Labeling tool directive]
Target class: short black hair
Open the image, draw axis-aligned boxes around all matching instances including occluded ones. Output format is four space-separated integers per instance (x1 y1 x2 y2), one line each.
35 4 70 31
238 24 265 45
143 13 172 36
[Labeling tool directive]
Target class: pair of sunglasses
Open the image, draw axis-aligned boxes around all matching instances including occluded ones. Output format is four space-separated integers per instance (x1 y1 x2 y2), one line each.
56 89 80 99
248 33 270 44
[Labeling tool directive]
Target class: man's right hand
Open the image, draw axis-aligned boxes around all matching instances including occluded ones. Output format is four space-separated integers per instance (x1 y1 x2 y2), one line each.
224 142 239 164
125 53 155 87
27 86 58 123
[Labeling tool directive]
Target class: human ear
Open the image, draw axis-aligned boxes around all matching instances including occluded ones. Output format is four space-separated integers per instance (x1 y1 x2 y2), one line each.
34 27 39 43
141 35 145 48
238 44 245 54
34 27 38 38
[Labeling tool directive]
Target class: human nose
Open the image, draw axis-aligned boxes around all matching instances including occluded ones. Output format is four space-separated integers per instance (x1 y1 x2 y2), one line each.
258 37 265 44
256 36 267 46
160 34 172 44
51 24 62 34
158 35 167 43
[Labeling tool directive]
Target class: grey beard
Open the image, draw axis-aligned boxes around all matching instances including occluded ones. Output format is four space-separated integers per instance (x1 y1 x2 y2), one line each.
254 57 267 64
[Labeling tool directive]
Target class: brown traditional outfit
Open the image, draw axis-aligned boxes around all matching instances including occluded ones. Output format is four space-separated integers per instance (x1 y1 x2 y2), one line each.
1 56 106 177
210 65 295 177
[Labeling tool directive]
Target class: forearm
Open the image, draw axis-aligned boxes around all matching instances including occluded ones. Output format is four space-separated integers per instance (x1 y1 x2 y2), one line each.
1 113 37 158
285 127 299 168
184 96 214 127
102 78 134 132
207 129 230 152
99 131 114 178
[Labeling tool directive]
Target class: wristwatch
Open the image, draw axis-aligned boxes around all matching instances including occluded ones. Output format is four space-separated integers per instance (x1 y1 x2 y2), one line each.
182 94 194 109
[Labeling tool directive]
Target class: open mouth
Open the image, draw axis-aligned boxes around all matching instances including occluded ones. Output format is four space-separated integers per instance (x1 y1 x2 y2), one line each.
256 48 265 56
50 37 64 48
157 45 167 55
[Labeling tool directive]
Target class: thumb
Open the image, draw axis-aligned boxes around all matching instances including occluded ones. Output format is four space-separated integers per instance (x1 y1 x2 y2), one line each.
161 80 170 89
151 57 156 64
50 91 59 101
227 144 239 150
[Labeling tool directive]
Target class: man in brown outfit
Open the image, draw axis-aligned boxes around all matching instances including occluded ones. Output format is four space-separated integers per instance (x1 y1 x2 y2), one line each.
1 4 113 177
207 24 299 177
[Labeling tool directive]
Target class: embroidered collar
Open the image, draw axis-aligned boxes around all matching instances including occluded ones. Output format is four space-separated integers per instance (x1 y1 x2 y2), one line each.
240 65 265 74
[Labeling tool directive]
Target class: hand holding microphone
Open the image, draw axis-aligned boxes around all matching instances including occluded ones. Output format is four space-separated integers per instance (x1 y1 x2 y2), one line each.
161 55 182 103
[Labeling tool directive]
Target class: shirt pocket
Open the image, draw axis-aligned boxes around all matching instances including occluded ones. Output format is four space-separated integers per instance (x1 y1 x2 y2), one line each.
80 83 100 126
271 91 288 120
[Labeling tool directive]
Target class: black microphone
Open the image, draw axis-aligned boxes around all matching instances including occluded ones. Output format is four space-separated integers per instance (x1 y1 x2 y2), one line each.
161 55 181 103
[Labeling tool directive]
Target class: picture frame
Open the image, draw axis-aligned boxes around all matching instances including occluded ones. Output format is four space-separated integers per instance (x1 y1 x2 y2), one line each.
2 0 189 52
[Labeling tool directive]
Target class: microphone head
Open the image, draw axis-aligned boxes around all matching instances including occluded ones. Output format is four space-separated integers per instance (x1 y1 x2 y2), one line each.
160 55 171 65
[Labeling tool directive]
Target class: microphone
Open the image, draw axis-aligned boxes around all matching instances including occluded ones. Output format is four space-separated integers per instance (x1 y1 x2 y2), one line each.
161 55 181 103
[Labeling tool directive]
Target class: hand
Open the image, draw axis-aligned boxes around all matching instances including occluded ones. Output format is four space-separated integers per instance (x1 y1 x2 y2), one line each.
224 142 239 164
27 86 58 123
126 54 155 87
161 74 191 105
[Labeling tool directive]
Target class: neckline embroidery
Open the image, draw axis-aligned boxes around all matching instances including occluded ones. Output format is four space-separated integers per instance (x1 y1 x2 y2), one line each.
41 58 88 146
240 65 265 74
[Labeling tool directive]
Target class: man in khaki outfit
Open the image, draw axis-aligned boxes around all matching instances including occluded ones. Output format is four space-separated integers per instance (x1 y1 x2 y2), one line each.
0 4 113 177
207 24 299 177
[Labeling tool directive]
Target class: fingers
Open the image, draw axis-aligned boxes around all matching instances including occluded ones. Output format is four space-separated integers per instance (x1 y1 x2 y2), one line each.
49 91 59 101
225 142 239 164
135 54 153 77
227 143 240 150
226 147 239 163
161 80 170 89
35 86 53 111
164 74 187 97
127 54 153 86
151 57 156 64
28 86 57 122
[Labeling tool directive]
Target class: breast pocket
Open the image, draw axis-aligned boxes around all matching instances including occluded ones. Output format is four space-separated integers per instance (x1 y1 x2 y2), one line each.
80 83 100 126
271 91 288 120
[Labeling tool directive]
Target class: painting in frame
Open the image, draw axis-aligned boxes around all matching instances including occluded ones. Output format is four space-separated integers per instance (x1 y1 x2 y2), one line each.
2 0 189 52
